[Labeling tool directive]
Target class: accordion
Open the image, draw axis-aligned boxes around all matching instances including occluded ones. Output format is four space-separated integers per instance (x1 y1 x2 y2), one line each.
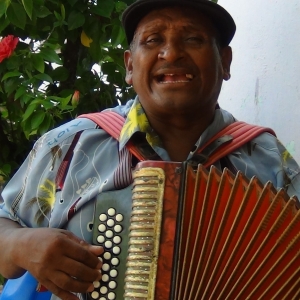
90 160 300 300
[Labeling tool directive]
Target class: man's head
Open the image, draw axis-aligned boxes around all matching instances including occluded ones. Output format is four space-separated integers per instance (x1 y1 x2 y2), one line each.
122 1 235 119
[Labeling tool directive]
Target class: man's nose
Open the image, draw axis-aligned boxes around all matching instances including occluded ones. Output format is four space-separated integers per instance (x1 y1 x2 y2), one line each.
158 40 184 62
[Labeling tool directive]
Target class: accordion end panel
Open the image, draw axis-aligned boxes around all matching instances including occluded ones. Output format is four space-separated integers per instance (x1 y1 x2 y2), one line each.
124 166 167 300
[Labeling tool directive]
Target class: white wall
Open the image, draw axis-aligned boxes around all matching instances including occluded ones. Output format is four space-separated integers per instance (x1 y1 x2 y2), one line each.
218 0 300 162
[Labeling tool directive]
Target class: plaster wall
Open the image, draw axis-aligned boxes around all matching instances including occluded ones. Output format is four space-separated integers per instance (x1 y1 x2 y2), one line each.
218 0 300 162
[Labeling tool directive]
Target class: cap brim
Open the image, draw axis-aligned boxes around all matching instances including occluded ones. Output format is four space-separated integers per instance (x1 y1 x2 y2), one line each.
122 0 236 46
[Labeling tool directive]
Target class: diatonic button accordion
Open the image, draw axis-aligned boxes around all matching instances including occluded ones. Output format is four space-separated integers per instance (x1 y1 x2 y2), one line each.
90 160 300 300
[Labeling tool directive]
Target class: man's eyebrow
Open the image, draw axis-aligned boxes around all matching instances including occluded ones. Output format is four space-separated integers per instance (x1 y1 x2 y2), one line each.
139 22 211 35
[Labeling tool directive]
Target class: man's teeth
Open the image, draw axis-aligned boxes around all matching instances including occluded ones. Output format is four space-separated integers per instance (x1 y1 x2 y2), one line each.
159 73 194 83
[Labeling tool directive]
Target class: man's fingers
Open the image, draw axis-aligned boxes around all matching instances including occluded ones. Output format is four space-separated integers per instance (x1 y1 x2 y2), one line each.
42 270 95 296
41 278 81 300
59 256 102 282
63 239 103 269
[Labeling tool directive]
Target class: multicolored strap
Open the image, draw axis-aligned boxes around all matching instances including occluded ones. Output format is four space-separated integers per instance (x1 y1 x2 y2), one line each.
78 112 276 166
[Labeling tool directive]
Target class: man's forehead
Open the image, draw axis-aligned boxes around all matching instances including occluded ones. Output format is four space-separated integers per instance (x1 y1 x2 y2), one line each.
135 7 216 35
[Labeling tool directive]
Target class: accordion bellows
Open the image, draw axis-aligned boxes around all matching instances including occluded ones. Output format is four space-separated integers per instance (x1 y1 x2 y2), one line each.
125 161 300 300
91 161 300 300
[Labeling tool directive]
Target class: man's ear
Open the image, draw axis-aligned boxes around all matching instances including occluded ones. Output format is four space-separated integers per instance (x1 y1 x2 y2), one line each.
221 46 232 81
124 50 133 85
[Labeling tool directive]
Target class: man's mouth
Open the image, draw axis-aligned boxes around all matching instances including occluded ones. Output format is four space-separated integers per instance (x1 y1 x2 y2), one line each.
157 73 194 83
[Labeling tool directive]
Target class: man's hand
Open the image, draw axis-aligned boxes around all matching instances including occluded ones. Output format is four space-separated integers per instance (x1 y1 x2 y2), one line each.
0 219 103 300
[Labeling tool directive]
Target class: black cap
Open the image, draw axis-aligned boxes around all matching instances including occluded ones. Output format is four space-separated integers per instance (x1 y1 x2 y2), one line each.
122 0 236 46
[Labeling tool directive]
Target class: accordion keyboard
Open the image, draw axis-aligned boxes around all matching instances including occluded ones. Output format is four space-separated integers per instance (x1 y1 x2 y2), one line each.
90 186 132 300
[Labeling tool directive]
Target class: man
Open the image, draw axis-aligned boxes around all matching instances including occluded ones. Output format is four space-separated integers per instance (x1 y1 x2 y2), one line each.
0 0 299 299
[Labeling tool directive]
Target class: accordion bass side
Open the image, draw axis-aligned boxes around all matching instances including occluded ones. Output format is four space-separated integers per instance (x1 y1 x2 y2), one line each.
90 160 300 300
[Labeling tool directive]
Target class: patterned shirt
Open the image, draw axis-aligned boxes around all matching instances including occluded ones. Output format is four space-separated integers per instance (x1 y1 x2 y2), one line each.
1 97 300 299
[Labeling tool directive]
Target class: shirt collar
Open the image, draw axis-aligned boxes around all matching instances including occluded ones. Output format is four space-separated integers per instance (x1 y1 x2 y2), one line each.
119 97 163 151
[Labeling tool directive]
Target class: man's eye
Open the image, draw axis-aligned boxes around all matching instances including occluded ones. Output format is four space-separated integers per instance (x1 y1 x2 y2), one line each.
146 38 160 44
186 37 204 43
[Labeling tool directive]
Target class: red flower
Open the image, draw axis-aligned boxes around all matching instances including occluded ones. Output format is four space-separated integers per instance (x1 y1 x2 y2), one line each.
0 35 19 63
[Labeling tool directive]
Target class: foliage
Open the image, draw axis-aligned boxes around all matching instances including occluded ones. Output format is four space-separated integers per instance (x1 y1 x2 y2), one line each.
0 0 136 184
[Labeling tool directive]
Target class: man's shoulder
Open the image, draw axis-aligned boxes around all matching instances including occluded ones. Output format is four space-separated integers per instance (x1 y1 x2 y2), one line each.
42 100 135 149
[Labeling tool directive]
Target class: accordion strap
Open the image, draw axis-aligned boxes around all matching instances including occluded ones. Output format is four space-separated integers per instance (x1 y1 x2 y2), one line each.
195 121 276 167
78 112 276 166
78 111 147 161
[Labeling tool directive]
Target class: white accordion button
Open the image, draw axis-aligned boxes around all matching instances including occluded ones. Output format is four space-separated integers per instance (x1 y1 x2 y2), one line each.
105 230 114 238
102 263 110 272
112 246 121 255
93 281 100 288
107 218 115 227
114 225 122 233
107 208 116 216
99 214 107 222
110 269 118 277
108 281 117 289
97 235 105 244
105 241 113 249
111 258 119 266
102 274 109 282
100 286 108 295
91 291 99 299
115 213 123 222
103 252 111 260
98 224 106 232
113 236 121 244
108 292 116 300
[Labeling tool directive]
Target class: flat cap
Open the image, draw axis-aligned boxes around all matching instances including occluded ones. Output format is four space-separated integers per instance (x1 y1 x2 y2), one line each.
122 0 236 46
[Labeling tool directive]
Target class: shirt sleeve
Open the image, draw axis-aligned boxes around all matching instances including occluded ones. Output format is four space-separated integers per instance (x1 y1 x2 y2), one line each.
0 118 103 228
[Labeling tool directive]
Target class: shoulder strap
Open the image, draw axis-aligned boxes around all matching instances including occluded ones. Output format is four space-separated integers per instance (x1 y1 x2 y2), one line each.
196 121 276 168
78 113 276 167
78 111 148 161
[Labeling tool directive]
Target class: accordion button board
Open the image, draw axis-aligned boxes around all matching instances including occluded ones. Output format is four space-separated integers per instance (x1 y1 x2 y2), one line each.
91 185 132 300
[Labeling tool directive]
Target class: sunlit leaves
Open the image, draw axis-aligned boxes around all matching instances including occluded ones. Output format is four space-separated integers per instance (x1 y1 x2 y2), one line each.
0 0 136 183
39 48 62 64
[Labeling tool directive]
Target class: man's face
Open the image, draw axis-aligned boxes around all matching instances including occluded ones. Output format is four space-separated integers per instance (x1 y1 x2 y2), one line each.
124 6 232 117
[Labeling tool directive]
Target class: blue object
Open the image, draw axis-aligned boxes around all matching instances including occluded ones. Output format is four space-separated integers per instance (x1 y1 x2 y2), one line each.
0 272 51 300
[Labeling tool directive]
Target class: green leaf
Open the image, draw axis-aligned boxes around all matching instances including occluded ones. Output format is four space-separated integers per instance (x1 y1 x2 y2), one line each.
0 16 9 33
14 86 27 100
22 0 33 19
34 73 54 84
35 6 51 18
0 0 10 18
1 71 22 81
61 4 65 20
51 66 69 81
40 48 62 65
38 113 52 135
6 2 27 29
31 110 45 129
22 103 37 122
31 54 45 73
115 1 127 13
111 25 125 47
68 11 85 30
91 0 115 18
48 94 71 108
